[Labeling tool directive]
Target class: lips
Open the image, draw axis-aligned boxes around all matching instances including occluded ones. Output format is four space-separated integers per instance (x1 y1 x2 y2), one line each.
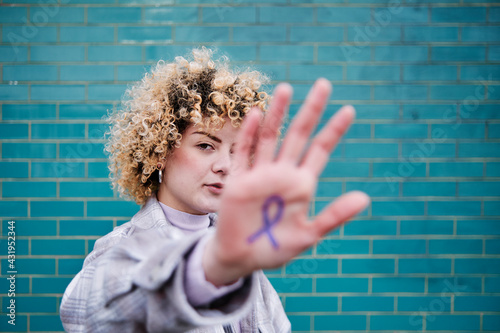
205 183 224 195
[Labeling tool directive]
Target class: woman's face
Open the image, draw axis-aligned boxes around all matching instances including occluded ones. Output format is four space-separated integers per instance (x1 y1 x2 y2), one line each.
157 120 239 215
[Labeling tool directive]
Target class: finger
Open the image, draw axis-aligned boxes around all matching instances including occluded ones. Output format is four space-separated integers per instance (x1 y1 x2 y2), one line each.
310 191 370 237
278 78 332 163
254 83 292 164
232 107 261 173
301 105 356 176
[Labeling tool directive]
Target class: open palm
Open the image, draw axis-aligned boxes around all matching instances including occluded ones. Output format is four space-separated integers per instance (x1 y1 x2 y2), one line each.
203 79 370 286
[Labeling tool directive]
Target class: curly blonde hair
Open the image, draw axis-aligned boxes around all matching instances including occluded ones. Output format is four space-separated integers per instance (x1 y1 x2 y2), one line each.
105 47 270 205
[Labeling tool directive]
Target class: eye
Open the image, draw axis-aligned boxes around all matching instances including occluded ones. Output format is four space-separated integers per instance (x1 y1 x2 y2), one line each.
197 143 214 151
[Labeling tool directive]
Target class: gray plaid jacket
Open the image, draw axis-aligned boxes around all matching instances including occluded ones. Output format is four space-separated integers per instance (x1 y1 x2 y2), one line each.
60 195 291 333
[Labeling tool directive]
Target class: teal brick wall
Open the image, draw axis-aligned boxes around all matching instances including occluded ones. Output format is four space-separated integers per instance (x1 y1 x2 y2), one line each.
1 1 499 332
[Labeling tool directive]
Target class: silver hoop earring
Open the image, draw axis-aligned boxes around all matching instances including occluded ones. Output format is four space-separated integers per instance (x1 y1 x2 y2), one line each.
159 170 163 184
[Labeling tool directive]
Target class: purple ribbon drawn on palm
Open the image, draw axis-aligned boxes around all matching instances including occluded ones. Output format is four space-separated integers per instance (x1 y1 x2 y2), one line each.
247 195 285 250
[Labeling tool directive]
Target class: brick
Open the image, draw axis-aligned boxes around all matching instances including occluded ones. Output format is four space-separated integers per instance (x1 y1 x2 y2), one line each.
346 181 399 197
5 296 57 313
370 315 423 331
403 181 455 197
32 239 85 255
30 315 65 332
404 65 457 81
403 104 457 120
31 85 85 101
3 181 56 198
457 220 500 235
32 124 86 139
2 259 55 275
268 277 312 293
374 239 426 254
489 124 500 138
1 220 56 236
375 123 427 138
459 143 500 157
117 65 148 81
432 46 485 62
347 65 400 81
342 259 394 274
30 7 84 23
484 315 500 331
60 219 113 236
260 6 312 23
60 143 107 159
485 201 500 216
60 65 114 81
87 200 139 217
430 239 482 255
147 7 198 23
88 7 141 23
429 201 481 216
316 181 342 197
485 277 500 293
487 162 500 176
321 45 371 62
176 26 227 42
260 45 314 62
3 65 58 81
426 315 480 331
60 27 114 43
286 258 337 275
60 181 113 197
402 142 456 158
461 65 500 81
2 143 56 159
317 239 369 255
346 143 398 158
31 162 85 178
0 315 27 332
286 296 337 312
0 277 29 294
0 45 27 62
375 85 427 100
0 85 29 101
399 258 451 274
88 84 128 101
31 45 85 62
0 238 28 255
463 26 500 42
318 7 371 23
398 296 451 312
32 277 73 294
373 162 426 178
0 7 27 23
287 315 309 331
375 46 428 62
0 201 28 217
347 26 401 42
316 277 368 293
31 201 84 217
0 162 29 178
372 201 425 216
89 162 109 178
314 315 366 331
432 7 485 23
59 258 85 275
404 26 458 42
459 181 500 196
344 220 397 236
291 26 343 42
455 259 500 274
88 46 142 62
233 26 285 42
0 124 29 139
343 124 371 139
60 104 111 120
372 276 425 293
343 296 393 312
486 239 500 254
401 220 454 235
118 26 172 42
433 123 485 139
2 104 56 120
253 64 286 81
428 277 479 294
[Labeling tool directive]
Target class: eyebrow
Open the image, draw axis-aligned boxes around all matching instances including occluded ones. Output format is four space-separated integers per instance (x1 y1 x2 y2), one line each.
192 131 221 143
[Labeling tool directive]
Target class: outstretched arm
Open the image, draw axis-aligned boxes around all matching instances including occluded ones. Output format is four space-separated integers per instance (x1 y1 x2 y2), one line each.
203 78 371 286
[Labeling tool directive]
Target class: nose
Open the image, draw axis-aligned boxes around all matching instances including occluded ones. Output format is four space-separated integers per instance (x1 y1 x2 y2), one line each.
212 149 232 175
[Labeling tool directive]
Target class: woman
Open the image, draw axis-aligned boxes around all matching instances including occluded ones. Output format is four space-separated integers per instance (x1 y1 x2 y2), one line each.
60 48 370 332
